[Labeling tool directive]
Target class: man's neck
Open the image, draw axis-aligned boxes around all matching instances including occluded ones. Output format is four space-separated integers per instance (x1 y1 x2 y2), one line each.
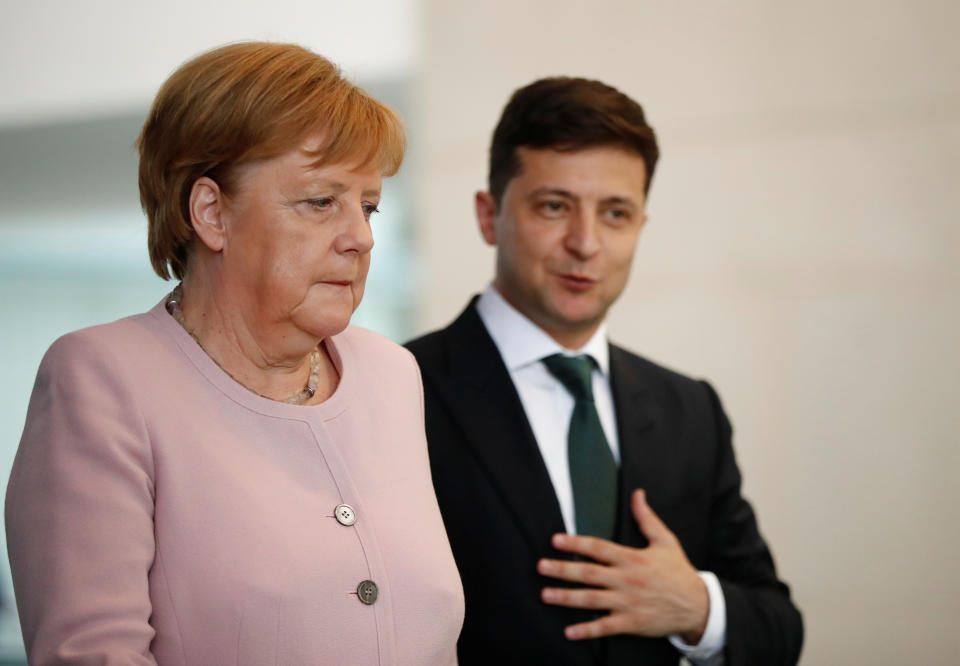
476 285 610 373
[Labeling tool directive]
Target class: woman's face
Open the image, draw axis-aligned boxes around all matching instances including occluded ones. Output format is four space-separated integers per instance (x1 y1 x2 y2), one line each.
216 136 382 343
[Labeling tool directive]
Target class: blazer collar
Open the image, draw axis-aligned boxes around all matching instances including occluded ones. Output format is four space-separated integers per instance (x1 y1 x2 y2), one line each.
433 298 568 554
609 344 671 548
475 285 611 375
432 299 670 552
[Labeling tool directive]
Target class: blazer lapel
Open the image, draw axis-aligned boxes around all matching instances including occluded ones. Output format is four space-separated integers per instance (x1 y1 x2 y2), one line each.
427 300 567 555
609 344 672 549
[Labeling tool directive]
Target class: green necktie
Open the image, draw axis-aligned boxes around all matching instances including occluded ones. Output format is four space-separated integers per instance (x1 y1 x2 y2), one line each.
542 354 618 540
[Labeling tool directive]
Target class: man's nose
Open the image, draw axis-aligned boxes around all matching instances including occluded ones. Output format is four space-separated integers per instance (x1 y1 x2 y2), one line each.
563 211 601 259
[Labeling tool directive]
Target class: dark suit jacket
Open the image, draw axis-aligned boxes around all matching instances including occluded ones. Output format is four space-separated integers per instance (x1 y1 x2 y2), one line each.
406 299 803 665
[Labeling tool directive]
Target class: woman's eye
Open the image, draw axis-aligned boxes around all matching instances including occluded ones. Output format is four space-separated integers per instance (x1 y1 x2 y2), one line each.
362 203 381 220
306 197 334 211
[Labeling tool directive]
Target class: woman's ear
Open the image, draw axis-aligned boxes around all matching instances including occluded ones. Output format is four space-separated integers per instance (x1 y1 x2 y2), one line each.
189 177 227 252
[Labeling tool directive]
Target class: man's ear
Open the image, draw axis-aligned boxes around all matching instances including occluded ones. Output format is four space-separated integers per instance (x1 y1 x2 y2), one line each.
189 177 227 252
475 191 498 246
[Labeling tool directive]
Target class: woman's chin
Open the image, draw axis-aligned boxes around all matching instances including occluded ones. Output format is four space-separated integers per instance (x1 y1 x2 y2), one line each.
291 309 353 342
286 285 365 340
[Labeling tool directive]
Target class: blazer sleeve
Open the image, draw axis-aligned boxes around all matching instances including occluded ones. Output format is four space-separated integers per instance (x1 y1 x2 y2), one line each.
699 381 804 666
5 332 158 665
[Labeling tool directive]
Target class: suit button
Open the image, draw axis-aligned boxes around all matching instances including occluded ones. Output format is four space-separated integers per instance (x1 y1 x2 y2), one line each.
334 504 356 526
357 580 379 605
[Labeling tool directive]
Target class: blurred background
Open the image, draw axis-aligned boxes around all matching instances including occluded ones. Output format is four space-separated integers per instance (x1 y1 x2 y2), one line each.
1 1 957 663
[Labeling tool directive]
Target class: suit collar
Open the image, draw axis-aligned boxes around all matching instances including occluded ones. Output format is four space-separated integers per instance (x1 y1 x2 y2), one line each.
609 345 671 547
608 344 659 434
474 285 611 375
428 299 568 553
441 296 509 388
427 300 670 551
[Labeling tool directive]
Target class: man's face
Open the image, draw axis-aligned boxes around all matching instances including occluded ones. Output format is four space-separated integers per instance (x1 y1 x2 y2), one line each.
476 145 648 349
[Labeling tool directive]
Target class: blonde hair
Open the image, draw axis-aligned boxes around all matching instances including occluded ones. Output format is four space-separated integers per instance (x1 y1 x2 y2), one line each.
138 41 406 280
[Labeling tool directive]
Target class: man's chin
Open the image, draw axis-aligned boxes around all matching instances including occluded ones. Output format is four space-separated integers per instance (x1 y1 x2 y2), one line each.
546 298 605 328
538 308 606 347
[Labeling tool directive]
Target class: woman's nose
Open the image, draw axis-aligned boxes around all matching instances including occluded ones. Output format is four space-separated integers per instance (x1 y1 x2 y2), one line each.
337 205 375 254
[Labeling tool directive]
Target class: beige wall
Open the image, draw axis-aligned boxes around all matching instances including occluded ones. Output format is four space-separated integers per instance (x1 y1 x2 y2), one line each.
413 2 960 663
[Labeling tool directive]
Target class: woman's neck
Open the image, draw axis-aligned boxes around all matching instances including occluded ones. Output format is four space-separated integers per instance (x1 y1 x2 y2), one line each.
173 274 338 404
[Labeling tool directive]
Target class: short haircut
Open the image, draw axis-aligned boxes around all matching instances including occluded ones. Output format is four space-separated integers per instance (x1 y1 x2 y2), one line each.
488 77 659 208
138 41 406 280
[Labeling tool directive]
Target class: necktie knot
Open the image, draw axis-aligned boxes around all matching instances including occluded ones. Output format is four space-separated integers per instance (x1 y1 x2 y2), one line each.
542 354 595 402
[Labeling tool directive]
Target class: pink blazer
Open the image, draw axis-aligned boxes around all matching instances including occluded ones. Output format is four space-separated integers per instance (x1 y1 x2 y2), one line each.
6 300 464 665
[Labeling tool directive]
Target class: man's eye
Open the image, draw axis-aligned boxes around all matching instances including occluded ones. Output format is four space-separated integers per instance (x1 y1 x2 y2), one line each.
539 200 567 214
362 203 381 220
605 208 631 223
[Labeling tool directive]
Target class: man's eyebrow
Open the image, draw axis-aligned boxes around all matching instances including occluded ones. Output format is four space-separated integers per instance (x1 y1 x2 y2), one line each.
527 187 576 199
527 188 639 209
602 196 638 209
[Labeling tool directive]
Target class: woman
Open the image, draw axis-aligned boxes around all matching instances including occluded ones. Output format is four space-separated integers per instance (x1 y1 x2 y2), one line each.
5 42 463 665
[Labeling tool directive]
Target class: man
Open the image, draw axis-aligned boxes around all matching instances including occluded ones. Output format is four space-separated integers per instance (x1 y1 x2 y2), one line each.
406 77 803 665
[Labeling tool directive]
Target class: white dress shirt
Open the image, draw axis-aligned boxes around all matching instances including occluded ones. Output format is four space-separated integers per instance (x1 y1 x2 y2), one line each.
476 285 726 665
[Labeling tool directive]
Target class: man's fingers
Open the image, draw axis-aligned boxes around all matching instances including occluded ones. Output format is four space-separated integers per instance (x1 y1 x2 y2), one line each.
540 585 619 610
561 614 631 641
537 557 619 588
631 489 676 546
550 532 630 564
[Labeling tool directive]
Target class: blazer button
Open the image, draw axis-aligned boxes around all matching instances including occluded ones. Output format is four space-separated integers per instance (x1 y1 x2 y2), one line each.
357 580 379 605
334 504 357 526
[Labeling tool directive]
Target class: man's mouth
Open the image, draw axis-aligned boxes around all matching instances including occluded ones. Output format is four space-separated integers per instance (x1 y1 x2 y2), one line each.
556 273 597 290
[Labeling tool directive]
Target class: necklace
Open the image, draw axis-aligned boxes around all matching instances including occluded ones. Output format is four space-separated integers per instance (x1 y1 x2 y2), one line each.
165 284 322 405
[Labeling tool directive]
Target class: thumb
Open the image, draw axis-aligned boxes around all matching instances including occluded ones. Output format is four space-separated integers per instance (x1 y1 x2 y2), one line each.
631 489 675 546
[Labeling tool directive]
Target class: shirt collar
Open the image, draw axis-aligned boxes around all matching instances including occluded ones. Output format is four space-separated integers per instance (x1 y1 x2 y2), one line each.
475 284 610 375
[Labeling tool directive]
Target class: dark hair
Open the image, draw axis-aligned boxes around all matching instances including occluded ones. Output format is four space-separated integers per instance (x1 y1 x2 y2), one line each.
488 76 658 208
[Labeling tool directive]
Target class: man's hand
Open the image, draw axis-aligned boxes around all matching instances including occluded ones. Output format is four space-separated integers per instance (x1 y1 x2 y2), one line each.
537 489 709 643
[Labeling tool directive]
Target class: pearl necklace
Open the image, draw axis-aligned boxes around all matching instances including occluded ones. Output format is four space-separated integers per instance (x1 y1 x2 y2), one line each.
165 285 322 405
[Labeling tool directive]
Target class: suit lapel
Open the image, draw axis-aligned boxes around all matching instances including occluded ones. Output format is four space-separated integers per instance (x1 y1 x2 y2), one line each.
421 306 676 555
609 344 672 549
427 300 567 555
